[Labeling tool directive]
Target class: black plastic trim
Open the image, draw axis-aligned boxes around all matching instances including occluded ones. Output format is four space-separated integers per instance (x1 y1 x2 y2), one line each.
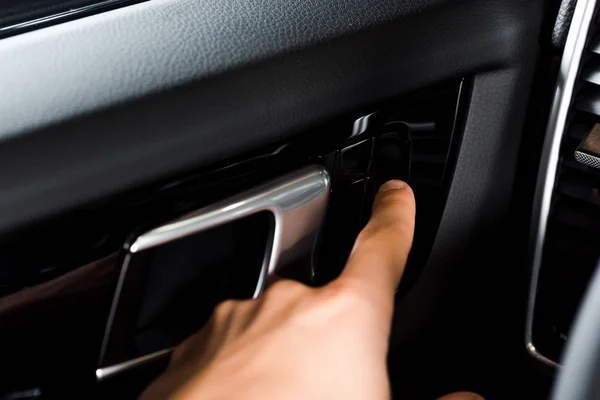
0 0 144 39
0 0 543 235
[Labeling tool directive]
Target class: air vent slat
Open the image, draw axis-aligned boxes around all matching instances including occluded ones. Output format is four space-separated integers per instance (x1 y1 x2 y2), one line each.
556 173 600 205
564 136 583 153
576 88 600 116
568 121 595 140
583 65 600 85
589 36 600 55
563 158 600 177
553 202 600 233
531 0 600 367
550 220 600 246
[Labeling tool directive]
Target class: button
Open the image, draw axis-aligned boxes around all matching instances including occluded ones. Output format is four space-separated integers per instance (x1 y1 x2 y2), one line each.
314 177 366 284
319 151 337 174
371 131 411 187
337 139 373 175
361 177 377 226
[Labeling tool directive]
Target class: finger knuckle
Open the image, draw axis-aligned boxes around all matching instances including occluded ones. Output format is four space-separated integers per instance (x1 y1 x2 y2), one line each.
355 225 380 244
265 280 307 301
320 280 367 313
213 299 238 319
170 339 190 364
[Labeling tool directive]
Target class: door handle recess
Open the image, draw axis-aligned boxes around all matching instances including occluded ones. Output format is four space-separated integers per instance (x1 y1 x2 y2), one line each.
96 165 330 381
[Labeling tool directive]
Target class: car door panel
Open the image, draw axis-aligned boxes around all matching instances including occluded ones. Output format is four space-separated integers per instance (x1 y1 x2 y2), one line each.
0 0 552 398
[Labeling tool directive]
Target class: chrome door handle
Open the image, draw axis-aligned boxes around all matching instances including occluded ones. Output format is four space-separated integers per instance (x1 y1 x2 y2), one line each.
97 165 330 381
129 165 331 295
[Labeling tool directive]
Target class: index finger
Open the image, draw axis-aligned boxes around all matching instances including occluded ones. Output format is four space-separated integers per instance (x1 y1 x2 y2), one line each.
337 180 416 301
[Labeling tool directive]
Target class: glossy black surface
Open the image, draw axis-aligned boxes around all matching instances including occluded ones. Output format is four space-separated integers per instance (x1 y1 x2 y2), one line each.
0 81 465 396
0 0 140 37
0 81 464 297
0 0 542 240
0 0 556 396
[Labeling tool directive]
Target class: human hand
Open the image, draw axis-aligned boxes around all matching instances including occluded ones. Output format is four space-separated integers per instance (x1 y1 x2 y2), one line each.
140 180 482 400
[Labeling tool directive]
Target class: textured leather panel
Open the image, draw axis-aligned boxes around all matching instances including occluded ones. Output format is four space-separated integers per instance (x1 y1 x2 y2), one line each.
0 0 542 234
393 67 537 339
553 0 577 49
0 0 450 138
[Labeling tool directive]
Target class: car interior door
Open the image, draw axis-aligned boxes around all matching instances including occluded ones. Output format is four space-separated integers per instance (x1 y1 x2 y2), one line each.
0 0 587 398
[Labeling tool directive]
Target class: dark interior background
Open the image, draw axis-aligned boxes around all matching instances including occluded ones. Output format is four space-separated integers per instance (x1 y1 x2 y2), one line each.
0 0 567 398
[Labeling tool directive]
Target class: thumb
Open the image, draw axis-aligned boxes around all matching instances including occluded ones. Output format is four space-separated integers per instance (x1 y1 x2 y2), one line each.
337 180 416 299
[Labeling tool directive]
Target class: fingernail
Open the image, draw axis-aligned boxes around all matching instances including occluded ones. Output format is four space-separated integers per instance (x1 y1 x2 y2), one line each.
379 180 407 192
